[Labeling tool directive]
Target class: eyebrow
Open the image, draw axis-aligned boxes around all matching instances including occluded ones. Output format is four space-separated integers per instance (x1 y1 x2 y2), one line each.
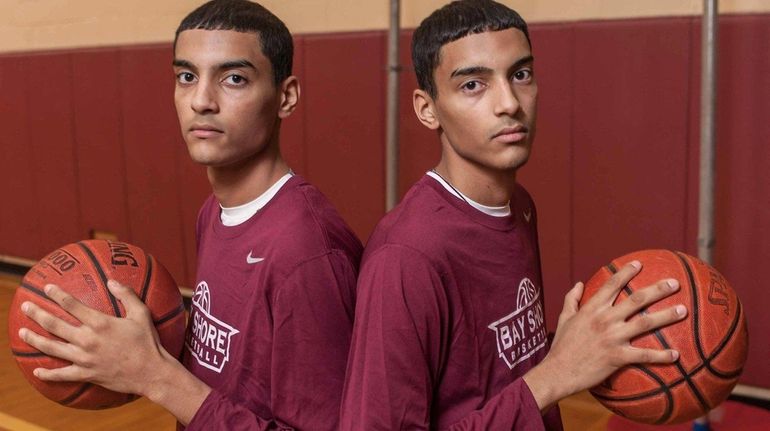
172 59 257 71
449 55 535 79
450 66 492 79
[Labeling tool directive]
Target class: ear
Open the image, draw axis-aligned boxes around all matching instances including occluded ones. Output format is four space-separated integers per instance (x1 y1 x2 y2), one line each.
413 89 440 130
278 76 300 119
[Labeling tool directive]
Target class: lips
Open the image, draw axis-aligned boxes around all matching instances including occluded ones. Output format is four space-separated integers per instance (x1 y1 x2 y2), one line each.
189 123 224 139
492 125 528 143
492 125 528 138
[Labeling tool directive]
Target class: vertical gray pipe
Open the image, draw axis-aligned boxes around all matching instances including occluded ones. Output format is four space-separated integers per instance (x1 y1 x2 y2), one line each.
698 0 718 264
385 0 401 211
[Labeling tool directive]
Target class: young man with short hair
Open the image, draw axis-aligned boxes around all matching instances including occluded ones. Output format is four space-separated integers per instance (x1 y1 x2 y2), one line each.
340 1 686 429
19 1 362 429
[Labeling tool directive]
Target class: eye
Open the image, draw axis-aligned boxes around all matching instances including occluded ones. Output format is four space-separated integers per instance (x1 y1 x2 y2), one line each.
461 80 485 93
513 69 533 83
223 74 247 86
176 72 196 84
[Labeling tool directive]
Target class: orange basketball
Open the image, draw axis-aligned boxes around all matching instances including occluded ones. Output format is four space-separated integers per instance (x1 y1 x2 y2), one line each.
7 240 186 409
579 249 748 424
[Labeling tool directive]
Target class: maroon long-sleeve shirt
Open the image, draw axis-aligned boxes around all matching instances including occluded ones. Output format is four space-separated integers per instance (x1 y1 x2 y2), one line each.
182 176 362 430
341 175 563 430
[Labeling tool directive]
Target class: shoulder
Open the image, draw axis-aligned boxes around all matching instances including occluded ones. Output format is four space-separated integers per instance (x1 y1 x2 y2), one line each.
195 194 219 239
365 178 456 260
513 182 534 205
357 243 448 313
511 182 539 228
196 194 218 223
265 176 363 270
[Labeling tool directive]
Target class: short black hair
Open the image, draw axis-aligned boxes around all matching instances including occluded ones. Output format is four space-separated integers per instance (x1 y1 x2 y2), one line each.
174 0 293 85
412 0 531 98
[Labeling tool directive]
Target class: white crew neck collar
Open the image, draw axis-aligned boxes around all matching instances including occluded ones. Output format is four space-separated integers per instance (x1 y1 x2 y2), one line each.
220 172 294 226
426 171 511 218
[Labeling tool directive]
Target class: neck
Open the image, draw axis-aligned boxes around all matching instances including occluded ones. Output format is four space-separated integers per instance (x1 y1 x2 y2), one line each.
207 145 290 207
435 154 517 207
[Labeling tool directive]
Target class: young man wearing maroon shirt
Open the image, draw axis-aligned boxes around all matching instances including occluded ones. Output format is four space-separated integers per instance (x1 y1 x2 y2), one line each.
18 1 362 429
341 1 687 429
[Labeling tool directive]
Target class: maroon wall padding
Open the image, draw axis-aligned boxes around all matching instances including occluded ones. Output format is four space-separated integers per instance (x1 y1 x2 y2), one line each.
119 46 189 285
71 49 132 243
689 16 770 389
0 56 41 259
1 15 768 387
302 32 386 242
25 53 82 253
571 18 693 281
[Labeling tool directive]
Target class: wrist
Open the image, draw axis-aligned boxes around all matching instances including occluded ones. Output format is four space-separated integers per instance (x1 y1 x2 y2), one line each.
141 349 181 402
142 350 211 425
523 357 573 412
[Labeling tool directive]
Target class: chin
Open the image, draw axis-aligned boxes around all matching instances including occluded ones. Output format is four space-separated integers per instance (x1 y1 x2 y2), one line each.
187 149 222 167
496 149 531 171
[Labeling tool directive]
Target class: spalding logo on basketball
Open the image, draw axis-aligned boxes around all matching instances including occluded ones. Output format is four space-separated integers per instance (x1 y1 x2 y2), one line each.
580 249 748 424
7 240 186 409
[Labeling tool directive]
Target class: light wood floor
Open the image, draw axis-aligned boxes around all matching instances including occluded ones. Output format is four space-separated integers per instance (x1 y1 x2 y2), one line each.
0 275 612 431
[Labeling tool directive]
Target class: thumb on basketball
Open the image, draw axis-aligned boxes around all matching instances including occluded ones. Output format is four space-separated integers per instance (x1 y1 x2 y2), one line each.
107 280 146 317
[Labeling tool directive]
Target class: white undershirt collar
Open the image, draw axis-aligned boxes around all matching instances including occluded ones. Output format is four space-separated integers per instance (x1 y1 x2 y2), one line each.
426 171 511 218
220 172 294 226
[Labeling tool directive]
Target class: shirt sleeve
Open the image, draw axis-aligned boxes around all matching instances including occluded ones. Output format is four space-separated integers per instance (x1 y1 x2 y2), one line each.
186 250 357 431
340 244 558 431
441 381 560 431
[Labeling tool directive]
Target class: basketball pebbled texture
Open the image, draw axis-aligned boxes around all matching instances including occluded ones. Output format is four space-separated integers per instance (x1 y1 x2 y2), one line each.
7 240 186 409
580 249 748 424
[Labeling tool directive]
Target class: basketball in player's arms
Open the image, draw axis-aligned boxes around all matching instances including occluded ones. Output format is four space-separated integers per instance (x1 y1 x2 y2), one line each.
17 1 362 429
339 1 687 429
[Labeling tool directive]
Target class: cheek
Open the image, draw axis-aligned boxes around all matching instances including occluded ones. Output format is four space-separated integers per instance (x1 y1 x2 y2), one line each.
523 88 538 117
236 101 276 139
173 92 186 115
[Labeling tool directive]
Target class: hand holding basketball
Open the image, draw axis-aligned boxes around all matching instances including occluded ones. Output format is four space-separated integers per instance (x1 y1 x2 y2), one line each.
579 250 748 424
524 261 686 409
18 280 172 397
8 240 186 409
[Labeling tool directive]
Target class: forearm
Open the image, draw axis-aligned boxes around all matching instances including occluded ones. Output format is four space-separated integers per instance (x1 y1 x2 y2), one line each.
144 349 298 430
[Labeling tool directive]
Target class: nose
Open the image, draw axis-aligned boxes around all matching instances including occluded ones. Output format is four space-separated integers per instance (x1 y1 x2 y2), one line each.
191 81 219 114
493 80 520 117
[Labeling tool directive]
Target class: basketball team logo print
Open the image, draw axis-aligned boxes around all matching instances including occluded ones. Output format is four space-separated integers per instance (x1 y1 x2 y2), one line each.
186 281 240 373
488 278 548 369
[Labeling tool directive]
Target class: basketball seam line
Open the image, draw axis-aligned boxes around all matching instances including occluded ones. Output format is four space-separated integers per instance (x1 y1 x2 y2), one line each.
594 358 742 402
670 251 721 412
77 241 122 318
140 253 153 302
19 282 55 303
155 302 185 326
676 251 745 379
593 363 675 424
10 349 46 357
59 382 92 406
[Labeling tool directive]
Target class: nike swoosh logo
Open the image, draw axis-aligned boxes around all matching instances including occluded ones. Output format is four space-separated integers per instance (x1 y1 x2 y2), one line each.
523 209 532 223
246 252 265 264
